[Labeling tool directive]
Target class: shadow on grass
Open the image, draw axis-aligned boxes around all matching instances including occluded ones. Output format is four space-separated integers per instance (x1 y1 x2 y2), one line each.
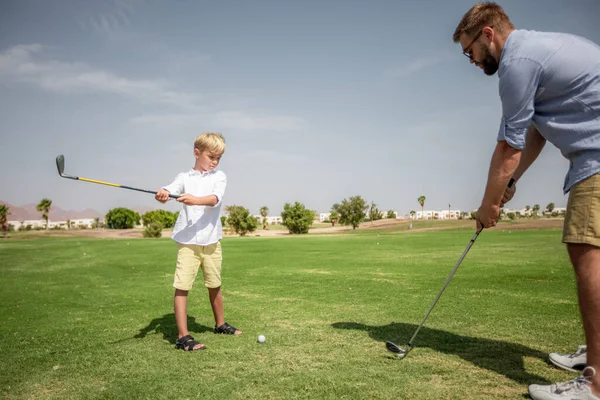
134 313 213 343
332 321 551 385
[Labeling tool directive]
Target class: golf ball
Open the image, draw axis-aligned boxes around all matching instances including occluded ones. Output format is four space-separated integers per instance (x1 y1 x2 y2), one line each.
257 335 265 343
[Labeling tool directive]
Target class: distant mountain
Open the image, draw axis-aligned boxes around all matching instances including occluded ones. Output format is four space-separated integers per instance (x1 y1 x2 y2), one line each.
1 201 104 222
0 201 174 222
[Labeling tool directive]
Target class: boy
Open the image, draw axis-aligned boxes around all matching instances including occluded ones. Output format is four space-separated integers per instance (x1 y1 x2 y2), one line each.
155 132 242 352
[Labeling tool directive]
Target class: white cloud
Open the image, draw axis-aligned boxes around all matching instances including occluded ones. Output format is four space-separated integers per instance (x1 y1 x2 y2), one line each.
212 111 306 131
385 56 443 78
130 111 307 132
77 0 140 38
0 44 201 109
233 149 310 166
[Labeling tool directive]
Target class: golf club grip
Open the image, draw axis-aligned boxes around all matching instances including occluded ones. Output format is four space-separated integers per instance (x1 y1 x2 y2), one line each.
477 178 516 233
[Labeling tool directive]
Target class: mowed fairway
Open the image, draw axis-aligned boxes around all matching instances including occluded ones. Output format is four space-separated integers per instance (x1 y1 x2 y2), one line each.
0 228 583 399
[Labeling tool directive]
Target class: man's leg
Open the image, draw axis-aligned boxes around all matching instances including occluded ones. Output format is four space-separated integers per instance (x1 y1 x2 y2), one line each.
569 243 600 395
529 173 600 399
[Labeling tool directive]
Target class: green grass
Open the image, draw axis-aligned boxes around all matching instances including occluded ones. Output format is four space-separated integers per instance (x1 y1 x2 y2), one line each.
0 229 581 399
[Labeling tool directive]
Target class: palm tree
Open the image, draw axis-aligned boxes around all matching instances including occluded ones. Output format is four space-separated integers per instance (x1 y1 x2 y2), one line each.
418 196 426 219
532 204 540 218
410 210 416 219
0 204 10 239
525 205 531 217
36 198 52 230
546 203 555 214
369 201 377 225
329 211 339 227
67 220 72 229
259 206 269 230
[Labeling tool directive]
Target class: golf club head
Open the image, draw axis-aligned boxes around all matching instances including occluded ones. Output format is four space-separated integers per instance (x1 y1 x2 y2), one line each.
56 155 65 176
386 341 412 359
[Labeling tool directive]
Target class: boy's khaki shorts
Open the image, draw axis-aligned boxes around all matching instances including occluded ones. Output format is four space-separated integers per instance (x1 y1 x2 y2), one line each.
563 172 600 248
173 241 222 290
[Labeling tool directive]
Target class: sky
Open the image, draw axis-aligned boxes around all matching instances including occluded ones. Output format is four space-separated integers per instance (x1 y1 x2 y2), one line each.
1 0 599 217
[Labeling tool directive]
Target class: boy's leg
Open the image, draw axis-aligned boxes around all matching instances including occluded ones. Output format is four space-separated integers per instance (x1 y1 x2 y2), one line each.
173 245 204 349
200 242 242 335
209 286 225 328
208 286 241 335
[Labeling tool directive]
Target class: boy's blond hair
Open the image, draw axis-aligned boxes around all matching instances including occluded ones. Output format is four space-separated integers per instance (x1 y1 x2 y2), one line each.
452 2 515 43
194 132 226 154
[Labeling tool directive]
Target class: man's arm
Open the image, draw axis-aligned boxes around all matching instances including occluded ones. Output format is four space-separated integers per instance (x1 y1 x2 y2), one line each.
476 141 521 229
478 57 543 228
500 125 546 207
510 125 546 182
482 141 522 207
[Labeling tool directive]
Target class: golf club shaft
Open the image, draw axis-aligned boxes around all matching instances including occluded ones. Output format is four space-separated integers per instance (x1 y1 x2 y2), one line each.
56 154 180 199
406 228 482 347
67 175 179 199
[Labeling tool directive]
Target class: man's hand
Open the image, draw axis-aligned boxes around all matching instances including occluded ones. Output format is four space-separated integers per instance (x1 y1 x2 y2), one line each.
476 203 501 230
155 189 170 203
176 194 199 206
500 181 516 207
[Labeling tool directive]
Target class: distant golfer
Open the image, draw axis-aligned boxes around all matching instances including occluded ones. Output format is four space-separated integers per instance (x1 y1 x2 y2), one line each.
453 2 600 399
155 132 242 352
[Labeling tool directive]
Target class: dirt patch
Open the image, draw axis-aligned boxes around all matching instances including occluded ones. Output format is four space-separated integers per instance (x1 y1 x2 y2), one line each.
4 218 563 240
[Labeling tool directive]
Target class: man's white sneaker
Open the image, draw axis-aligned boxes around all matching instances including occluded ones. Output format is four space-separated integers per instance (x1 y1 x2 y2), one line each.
549 345 587 372
529 366 600 400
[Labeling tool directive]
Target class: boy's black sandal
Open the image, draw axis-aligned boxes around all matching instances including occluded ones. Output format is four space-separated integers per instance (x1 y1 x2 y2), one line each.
214 322 240 335
175 335 206 351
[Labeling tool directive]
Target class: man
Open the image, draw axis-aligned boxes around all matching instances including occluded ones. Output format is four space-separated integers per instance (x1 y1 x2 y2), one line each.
453 2 600 399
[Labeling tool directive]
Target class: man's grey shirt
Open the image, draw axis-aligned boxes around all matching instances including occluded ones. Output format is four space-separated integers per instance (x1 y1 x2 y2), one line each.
497 29 600 193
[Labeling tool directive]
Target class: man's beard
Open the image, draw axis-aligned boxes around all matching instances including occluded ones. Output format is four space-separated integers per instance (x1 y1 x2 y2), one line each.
479 44 499 76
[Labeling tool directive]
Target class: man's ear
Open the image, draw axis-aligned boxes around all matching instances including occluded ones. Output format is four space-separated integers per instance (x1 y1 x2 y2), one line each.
483 26 495 43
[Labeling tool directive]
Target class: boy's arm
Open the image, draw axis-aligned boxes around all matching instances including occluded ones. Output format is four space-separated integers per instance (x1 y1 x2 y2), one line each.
155 173 185 203
162 173 185 196
176 172 226 207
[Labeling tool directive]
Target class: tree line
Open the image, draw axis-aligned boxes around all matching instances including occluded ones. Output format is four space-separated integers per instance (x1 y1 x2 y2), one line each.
0 196 565 239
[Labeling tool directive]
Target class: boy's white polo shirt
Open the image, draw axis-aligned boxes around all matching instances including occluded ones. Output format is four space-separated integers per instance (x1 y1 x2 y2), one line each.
163 169 226 246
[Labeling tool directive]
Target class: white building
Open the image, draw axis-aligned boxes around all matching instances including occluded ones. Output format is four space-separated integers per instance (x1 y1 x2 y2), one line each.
7 218 96 230
70 218 95 228
253 215 283 225
411 209 463 220
22 220 45 228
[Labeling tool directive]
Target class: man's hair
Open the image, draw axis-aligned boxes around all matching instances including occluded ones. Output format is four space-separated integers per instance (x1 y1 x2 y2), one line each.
194 132 226 154
452 2 515 43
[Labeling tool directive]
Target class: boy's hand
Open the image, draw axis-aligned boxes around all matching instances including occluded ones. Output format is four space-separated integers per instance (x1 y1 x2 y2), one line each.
176 194 199 206
155 189 170 203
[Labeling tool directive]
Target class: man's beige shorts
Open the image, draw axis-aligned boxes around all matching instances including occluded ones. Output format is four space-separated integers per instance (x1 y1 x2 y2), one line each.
563 172 600 248
173 241 222 290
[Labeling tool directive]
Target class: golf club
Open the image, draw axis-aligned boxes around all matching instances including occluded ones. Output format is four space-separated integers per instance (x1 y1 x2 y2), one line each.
386 179 515 359
55 155 180 199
